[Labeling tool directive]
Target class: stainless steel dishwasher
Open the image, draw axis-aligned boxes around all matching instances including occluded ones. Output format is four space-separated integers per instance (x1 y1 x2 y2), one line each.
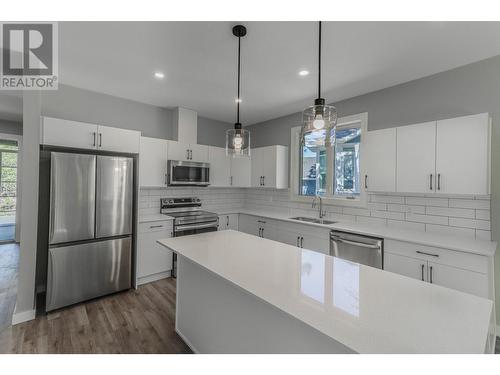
330 230 383 269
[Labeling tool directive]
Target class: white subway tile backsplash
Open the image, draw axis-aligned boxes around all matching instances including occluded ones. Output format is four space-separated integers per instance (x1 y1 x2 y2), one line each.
425 206 475 219
405 197 449 207
449 218 491 230
475 210 491 220
140 188 491 241
425 224 475 239
449 198 490 209
405 212 449 225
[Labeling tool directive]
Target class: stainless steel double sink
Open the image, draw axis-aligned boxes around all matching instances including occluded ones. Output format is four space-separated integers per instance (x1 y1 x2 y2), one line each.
289 216 337 225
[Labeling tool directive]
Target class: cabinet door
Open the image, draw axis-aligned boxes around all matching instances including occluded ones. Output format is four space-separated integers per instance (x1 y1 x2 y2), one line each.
218 215 227 230
238 215 260 236
436 113 490 195
300 233 329 255
139 137 168 187
97 125 140 153
397 122 436 193
275 228 301 247
209 147 231 187
137 223 173 279
427 262 489 298
363 129 397 192
262 146 277 188
230 157 251 187
167 140 190 161
227 214 239 230
189 144 209 162
41 116 98 150
251 149 263 187
384 252 427 282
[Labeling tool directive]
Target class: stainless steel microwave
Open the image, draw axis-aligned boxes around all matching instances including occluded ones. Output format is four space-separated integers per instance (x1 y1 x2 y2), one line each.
167 160 210 186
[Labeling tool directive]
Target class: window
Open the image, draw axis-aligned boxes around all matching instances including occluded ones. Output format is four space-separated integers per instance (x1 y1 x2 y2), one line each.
291 112 367 205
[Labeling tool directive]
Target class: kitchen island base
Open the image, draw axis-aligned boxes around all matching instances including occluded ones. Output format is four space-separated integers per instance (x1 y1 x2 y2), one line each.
175 256 354 354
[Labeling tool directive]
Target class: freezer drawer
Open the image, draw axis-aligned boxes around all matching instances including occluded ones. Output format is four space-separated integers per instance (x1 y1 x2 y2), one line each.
46 237 132 311
96 156 133 238
49 152 96 244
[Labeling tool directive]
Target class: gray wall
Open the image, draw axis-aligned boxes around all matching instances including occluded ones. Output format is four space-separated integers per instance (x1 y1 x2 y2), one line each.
41 84 232 144
0 119 22 135
247 54 500 322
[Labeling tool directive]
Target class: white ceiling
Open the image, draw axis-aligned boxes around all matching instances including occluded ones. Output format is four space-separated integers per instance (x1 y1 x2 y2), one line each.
58 21 500 125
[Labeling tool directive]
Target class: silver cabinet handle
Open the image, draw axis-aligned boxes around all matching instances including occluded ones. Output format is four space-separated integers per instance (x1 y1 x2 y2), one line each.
189 150 193 160
186 149 190 160
260 176 263 186
437 173 441 191
92 132 96 147
149 225 163 229
99 133 102 147
429 174 433 190
300 236 304 248
429 266 433 284
230 176 233 186
296 236 300 247
226 216 229 227
263 176 265 186
257 220 266 224
421 264 425 281
364 174 368 189
416 250 439 257
258 228 262 237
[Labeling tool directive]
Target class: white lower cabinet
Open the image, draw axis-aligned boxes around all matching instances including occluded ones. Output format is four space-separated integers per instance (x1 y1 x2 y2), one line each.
137 220 173 285
218 214 239 230
238 215 278 239
384 239 491 299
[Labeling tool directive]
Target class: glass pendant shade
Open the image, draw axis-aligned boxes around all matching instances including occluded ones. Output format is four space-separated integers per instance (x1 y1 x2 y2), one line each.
226 125 250 157
301 101 337 147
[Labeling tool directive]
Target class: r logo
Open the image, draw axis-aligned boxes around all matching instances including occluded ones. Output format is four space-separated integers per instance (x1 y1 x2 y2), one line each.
2 23 53 76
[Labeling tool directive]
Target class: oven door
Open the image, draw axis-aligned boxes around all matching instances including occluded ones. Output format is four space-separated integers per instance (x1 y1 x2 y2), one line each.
168 160 210 186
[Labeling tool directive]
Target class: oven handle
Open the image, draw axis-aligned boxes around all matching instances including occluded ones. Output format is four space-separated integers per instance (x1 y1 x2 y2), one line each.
330 236 381 249
174 222 219 232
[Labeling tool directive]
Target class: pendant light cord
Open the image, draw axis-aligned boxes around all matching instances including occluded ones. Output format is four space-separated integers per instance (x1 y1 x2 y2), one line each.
236 34 241 124
318 21 322 99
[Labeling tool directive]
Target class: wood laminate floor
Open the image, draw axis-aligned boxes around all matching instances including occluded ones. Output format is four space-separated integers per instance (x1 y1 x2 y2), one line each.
0 278 192 354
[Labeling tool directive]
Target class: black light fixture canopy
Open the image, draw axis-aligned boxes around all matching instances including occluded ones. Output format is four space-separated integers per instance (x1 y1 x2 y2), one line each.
226 24 250 157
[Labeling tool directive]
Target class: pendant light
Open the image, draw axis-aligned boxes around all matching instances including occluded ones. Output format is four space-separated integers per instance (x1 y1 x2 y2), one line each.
301 21 337 147
226 24 251 157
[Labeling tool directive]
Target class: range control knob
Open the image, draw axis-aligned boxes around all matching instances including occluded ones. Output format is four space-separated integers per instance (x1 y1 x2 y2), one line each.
168 199 174 204
196 198 201 202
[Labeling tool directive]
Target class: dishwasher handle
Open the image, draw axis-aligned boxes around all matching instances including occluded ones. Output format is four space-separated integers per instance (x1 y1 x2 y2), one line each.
330 235 381 249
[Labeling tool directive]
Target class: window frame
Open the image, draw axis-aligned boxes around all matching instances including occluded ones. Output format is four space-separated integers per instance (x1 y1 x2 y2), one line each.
290 112 368 208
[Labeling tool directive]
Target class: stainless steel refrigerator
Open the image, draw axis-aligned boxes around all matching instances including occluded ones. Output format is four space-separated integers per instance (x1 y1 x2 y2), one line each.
46 152 133 311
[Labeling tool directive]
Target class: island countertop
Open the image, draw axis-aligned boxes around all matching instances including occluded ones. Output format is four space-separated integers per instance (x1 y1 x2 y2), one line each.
158 230 494 353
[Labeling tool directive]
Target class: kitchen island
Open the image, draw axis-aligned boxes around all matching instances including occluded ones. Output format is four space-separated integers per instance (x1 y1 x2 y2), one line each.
157 230 495 354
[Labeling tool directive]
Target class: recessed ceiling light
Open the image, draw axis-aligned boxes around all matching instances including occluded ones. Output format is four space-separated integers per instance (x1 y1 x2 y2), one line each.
235 98 242 103
298 70 310 76
154 71 165 79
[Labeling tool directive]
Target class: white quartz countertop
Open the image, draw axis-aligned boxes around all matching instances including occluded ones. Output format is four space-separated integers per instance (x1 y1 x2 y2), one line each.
139 214 174 223
158 230 493 354
215 209 497 257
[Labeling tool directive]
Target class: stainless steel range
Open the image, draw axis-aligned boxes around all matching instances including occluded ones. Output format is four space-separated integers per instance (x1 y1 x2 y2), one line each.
160 197 219 277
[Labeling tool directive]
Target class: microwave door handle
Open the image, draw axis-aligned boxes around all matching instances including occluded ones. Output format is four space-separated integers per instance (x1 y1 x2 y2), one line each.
332 237 381 249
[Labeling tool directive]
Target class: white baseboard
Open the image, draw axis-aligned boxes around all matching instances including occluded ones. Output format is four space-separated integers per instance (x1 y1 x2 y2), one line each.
175 328 199 354
136 270 172 286
11 309 36 325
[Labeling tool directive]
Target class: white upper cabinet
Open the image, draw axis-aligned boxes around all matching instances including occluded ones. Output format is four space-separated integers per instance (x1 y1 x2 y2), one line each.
139 137 168 187
230 157 251 187
97 125 141 153
363 128 396 192
396 121 436 193
41 116 141 153
41 116 99 150
208 146 231 187
435 113 490 195
251 145 288 189
167 140 208 162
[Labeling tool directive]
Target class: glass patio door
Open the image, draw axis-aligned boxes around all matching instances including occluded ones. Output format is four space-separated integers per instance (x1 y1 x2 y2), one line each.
0 139 18 243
